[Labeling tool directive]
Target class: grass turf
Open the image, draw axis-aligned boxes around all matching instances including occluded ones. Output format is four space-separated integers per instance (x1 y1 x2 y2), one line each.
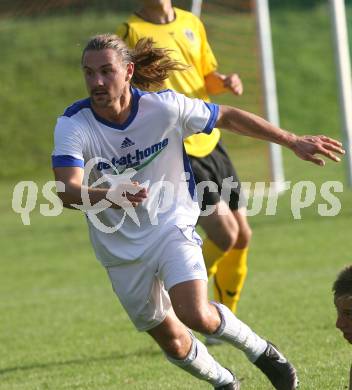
1 3 352 389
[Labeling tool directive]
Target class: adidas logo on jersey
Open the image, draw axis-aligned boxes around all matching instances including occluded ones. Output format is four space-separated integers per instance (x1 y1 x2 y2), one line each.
121 137 135 149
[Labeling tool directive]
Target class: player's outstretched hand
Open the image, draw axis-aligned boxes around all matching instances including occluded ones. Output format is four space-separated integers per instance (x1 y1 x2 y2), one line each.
291 135 345 166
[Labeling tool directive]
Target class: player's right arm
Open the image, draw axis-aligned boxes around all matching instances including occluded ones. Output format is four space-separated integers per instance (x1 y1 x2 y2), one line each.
54 166 105 208
53 166 147 210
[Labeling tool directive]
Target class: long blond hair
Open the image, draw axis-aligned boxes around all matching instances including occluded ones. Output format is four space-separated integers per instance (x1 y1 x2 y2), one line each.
82 33 188 90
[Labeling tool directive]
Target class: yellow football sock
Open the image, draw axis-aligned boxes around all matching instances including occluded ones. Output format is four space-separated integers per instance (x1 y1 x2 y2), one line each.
202 238 226 277
213 247 248 314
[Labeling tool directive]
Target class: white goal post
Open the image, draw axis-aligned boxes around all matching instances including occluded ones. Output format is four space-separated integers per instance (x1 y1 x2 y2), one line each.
191 0 202 17
329 0 352 187
254 0 286 192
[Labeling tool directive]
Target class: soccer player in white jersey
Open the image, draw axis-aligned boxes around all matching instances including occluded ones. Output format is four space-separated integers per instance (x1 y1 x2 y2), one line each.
52 34 344 389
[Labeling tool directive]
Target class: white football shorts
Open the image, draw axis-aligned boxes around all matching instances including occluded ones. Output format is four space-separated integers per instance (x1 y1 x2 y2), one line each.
105 225 207 331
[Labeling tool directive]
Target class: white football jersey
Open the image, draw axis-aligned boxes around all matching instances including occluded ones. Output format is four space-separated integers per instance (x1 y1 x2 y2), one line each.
52 88 219 265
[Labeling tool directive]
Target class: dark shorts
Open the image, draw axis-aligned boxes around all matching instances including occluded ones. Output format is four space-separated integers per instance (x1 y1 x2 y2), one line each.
189 142 242 211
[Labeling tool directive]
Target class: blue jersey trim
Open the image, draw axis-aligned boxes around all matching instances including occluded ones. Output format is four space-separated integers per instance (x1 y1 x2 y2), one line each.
182 146 196 200
203 103 219 134
52 155 84 168
63 98 90 117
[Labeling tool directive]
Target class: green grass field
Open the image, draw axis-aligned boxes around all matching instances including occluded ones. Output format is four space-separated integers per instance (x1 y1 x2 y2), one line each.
1 3 352 389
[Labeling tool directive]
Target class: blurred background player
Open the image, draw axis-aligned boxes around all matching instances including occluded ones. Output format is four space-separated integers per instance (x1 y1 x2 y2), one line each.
333 265 352 390
117 1 251 341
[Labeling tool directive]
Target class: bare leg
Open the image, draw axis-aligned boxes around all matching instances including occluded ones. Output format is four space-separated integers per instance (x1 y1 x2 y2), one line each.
232 208 252 249
199 201 239 253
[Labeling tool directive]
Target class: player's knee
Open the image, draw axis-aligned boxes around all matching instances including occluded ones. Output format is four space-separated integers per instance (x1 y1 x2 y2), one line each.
163 336 189 359
236 225 252 248
178 306 217 334
215 228 239 252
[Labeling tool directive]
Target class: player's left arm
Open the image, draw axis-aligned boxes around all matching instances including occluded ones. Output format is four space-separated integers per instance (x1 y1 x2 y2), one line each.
216 105 345 166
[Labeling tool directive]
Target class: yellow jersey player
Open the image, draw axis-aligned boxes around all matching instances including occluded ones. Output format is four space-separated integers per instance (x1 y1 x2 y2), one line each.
117 1 250 340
